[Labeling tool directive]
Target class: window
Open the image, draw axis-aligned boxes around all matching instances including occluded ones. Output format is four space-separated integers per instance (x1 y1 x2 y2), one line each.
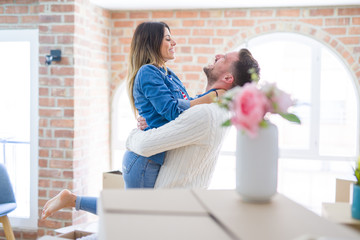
0 29 38 228
210 33 359 213
111 83 136 170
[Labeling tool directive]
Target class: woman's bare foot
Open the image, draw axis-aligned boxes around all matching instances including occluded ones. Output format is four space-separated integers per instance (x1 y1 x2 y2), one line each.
41 189 77 219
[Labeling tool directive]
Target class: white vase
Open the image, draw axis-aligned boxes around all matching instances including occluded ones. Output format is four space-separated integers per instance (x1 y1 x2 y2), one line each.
236 123 278 203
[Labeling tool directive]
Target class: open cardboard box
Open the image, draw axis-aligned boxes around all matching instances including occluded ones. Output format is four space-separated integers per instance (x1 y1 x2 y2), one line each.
102 170 124 189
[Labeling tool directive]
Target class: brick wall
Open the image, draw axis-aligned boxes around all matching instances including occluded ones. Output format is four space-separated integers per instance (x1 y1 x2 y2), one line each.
110 7 360 97
0 0 111 239
0 2 359 240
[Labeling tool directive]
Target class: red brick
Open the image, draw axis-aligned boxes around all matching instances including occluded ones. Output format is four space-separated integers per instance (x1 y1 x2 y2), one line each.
64 15 74 23
58 99 74 107
5 6 29 14
194 47 215 54
309 9 334 16
57 35 74 44
39 168 61 178
39 159 48 168
39 87 49 96
64 109 74 117
276 9 300 17
55 130 74 138
324 28 346 35
39 139 57 148
38 219 63 229
22 15 39 23
353 17 360 25
51 88 67 97
52 180 68 189
207 20 229 27
39 98 55 107
39 109 62 117
216 29 238 36
114 21 134 28
51 4 74 12
50 160 73 169
51 150 64 158
232 19 255 27
0 16 19 23
349 27 360 35
40 36 55 44
250 10 273 17
63 171 73 179
224 10 246 17
339 37 360 45
176 11 198 18
212 38 224 45
51 67 74 76
193 29 214 36
325 18 350 26
300 19 323 26
183 20 204 27
171 28 191 36
51 119 74 128
112 12 127 19
23 230 38 239
52 25 75 33
182 65 203 72
39 15 62 23
188 38 210 44
339 8 360 15
129 11 149 19
39 179 51 188
152 11 174 18
200 10 222 18
59 140 72 148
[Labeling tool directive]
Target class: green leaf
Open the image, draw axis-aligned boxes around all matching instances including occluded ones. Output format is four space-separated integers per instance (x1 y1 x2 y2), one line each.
221 119 232 127
279 113 301 124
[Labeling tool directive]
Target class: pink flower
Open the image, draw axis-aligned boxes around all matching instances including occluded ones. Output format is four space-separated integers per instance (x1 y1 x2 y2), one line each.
230 82 270 138
262 83 293 113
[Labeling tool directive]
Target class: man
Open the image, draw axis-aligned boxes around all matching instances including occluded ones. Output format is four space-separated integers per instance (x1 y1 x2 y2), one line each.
127 48 260 188
40 49 260 218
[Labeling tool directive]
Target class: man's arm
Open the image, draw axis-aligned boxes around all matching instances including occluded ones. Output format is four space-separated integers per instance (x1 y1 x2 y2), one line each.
126 104 212 157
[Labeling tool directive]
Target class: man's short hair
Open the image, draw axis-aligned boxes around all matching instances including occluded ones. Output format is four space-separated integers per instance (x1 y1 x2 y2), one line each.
232 49 260 87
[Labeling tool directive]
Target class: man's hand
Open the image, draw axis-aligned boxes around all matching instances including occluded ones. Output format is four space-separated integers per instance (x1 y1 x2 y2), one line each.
137 116 148 130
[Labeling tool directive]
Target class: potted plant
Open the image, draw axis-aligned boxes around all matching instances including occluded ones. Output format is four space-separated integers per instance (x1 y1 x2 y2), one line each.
352 156 360 220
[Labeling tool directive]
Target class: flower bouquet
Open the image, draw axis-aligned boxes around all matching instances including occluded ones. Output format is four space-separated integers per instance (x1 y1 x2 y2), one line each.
217 69 301 138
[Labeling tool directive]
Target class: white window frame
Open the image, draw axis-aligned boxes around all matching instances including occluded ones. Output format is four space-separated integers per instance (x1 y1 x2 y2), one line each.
0 29 39 228
239 32 359 161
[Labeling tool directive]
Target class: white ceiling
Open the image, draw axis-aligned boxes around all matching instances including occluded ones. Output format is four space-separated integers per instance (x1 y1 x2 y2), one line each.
90 0 360 10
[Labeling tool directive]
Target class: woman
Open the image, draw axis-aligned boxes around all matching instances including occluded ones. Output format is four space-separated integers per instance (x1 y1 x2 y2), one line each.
41 21 221 219
123 21 219 188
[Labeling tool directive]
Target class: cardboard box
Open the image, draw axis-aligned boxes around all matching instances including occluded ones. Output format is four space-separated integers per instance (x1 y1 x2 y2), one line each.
97 189 232 240
57 230 95 239
103 170 124 189
37 231 95 240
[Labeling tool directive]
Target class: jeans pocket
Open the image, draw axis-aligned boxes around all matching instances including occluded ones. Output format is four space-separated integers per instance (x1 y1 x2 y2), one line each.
122 151 140 174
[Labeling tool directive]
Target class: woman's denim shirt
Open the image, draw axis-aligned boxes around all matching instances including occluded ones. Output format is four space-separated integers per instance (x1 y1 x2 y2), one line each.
133 64 191 130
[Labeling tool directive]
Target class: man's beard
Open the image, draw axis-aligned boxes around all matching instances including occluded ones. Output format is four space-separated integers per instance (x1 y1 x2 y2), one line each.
203 66 217 87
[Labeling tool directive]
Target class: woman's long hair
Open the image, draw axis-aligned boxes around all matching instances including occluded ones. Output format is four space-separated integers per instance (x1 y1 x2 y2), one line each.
127 21 170 117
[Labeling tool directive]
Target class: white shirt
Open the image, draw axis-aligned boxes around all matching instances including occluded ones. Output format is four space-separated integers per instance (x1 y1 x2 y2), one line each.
126 103 229 189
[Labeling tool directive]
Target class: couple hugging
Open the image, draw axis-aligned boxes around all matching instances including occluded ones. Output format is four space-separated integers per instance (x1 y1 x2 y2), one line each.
41 21 260 219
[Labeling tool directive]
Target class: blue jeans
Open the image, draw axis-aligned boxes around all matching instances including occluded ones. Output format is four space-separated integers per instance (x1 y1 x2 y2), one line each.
122 151 161 188
76 196 97 215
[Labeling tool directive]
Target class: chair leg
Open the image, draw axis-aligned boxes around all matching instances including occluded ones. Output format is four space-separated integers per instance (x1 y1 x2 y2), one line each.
0 215 15 240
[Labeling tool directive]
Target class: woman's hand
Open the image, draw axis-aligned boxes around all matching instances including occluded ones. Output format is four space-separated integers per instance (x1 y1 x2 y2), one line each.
137 116 148 131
